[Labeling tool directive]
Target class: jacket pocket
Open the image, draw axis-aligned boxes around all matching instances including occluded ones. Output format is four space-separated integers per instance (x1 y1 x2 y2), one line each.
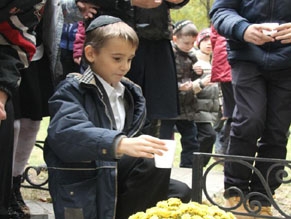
54 177 97 219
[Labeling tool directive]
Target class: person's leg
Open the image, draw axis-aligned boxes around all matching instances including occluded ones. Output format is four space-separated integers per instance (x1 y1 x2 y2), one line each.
250 68 291 206
13 118 41 176
220 82 235 119
10 55 46 216
9 119 25 217
224 61 266 198
0 99 14 218
221 118 232 154
175 120 199 168
219 82 235 155
12 118 41 216
214 119 226 154
196 122 216 166
168 178 191 203
116 156 171 219
222 62 269 218
214 118 232 156
12 120 20 164
142 119 161 137
117 155 192 218
159 119 175 139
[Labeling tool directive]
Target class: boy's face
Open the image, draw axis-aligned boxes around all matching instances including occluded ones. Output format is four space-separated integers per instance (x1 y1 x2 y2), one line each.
199 37 212 55
85 37 136 87
173 35 196 53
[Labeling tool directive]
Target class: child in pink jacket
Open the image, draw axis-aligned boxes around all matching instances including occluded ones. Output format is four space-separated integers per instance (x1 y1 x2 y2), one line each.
73 21 85 66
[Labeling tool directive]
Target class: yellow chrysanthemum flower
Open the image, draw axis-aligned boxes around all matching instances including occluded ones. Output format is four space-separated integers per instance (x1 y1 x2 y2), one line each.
129 198 236 219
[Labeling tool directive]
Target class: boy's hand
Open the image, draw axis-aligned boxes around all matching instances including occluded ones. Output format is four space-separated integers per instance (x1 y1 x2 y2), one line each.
179 81 192 91
117 135 167 158
76 2 98 20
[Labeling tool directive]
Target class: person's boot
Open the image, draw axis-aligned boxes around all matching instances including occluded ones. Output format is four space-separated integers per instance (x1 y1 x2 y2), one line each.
225 196 254 219
256 206 273 217
9 191 25 219
12 175 30 217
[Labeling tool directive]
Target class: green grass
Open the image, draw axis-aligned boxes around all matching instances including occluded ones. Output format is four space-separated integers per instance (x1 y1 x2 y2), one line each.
30 117 291 167
36 116 49 141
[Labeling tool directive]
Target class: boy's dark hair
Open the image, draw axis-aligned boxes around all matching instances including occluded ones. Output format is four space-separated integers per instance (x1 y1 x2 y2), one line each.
173 20 198 38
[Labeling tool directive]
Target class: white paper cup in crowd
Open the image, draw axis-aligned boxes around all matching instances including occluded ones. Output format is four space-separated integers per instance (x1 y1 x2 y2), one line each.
154 140 176 168
262 23 279 35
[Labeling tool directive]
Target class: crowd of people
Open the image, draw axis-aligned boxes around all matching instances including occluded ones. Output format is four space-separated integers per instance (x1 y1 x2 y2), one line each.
1 0 291 219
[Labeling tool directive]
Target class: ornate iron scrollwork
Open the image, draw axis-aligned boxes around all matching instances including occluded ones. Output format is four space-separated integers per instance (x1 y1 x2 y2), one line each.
21 140 48 191
192 152 291 218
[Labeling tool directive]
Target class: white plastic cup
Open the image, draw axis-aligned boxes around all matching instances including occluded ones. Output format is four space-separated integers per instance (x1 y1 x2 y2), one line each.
154 140 176 168
262 23 279 35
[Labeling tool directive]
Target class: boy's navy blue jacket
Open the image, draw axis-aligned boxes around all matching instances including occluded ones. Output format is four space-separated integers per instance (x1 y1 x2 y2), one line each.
44 68 146 219
210 0 291 71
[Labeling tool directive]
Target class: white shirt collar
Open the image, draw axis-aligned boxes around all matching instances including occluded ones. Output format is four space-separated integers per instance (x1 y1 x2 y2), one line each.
95 74 125 99
95 74 125 131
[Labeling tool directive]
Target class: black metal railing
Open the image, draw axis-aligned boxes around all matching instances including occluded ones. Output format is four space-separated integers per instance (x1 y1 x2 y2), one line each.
21 140 49 191
22 142 291 218
192 152 291 218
